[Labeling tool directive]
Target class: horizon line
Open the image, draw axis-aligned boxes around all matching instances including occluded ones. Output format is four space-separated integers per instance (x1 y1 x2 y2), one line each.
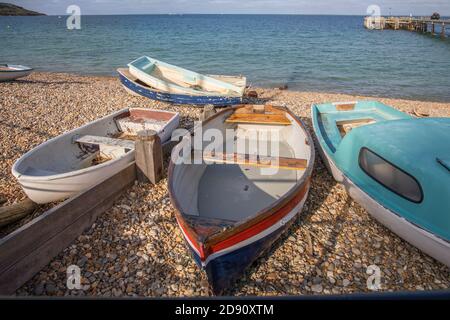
39 13 449 17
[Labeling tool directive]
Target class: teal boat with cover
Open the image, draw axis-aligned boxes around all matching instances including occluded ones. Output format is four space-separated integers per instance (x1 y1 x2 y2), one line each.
311 101 450 267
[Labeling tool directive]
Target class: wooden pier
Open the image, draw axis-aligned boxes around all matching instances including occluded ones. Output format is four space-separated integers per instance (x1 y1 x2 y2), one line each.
364 16 449 37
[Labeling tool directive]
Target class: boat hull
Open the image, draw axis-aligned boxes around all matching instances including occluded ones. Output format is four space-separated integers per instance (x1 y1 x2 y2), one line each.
314 129 450 267
184 190 308 294
16 153 134 204
118 69 242 106
0 65 33 82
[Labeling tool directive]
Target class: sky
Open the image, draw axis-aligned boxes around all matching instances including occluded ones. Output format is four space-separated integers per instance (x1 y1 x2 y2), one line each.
7 0 450 16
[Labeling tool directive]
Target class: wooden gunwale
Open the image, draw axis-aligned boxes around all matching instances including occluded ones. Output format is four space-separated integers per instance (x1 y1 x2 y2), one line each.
167 105 315 258
205 179 310 256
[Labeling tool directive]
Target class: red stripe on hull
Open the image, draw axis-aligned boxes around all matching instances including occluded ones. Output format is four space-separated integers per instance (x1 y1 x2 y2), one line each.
178 180 310 262
176 216 205 259
208 181 309 255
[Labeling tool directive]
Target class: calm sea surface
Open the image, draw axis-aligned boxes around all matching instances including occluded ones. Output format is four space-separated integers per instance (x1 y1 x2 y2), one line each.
1 15 450 101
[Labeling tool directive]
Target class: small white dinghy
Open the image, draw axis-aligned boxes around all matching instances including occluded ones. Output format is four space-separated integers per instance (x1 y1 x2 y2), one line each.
12 108 179 204
0 64 33 82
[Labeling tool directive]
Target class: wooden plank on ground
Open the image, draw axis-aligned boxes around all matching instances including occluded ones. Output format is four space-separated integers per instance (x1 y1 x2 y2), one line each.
0 163 136 295
0 199 38 228
200 151 307 170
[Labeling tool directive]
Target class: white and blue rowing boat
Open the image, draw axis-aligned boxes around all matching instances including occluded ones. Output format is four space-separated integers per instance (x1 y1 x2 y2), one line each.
119 56 246 106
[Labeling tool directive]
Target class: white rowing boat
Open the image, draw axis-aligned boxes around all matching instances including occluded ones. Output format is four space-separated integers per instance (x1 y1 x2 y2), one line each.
12 108 179 204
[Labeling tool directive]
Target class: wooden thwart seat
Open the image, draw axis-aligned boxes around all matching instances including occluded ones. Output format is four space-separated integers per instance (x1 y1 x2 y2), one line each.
199 151 307 170
226 113 291 125
75 135 135 150
225 105 291 125
333 102 356 111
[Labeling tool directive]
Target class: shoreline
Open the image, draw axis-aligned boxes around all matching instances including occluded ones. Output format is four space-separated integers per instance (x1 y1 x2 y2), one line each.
1 72 449 297
22 71 450 104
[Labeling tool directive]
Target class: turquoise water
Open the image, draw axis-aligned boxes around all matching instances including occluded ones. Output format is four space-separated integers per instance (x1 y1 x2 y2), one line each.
1 15 450 101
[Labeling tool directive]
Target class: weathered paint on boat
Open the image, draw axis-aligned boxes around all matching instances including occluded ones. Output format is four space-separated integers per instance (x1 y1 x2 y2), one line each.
12 108 179 204
311 100 450 266
168 105 315 294
118 68 243 106
0 64 33 82
128 56 245 97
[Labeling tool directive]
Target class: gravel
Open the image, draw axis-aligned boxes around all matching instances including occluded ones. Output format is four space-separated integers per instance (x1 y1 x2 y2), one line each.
1 72 449 297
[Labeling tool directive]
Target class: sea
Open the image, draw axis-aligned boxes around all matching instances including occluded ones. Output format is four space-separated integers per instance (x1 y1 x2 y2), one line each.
1 14 450 102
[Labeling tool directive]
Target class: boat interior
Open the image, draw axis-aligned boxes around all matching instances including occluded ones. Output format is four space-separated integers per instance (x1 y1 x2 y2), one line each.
15 109 173 177
171 105 312 224
315 101 410 152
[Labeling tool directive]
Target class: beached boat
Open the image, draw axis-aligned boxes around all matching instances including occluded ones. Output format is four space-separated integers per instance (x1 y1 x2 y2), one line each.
168 105 315 294
311 101 450 267
12 108 179 204
124 56 246 105
117 68 246 106
0 64 33 82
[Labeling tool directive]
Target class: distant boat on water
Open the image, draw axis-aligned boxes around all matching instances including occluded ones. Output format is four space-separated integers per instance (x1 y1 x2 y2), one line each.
312 101 450 267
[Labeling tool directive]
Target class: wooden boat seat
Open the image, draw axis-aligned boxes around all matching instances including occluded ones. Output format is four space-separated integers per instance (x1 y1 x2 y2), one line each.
225 105 291 126
75 135 135 150
200 151 307 170
333 102 356 111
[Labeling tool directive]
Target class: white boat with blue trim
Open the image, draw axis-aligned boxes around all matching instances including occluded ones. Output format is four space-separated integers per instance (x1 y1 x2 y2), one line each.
121 56 246 106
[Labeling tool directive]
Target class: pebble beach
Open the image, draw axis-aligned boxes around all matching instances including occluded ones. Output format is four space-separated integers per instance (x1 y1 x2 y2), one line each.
1 72 449 297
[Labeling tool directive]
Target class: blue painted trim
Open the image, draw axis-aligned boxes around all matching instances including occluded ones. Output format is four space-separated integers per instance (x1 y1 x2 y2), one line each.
118 72 242 106
188 217 295 295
